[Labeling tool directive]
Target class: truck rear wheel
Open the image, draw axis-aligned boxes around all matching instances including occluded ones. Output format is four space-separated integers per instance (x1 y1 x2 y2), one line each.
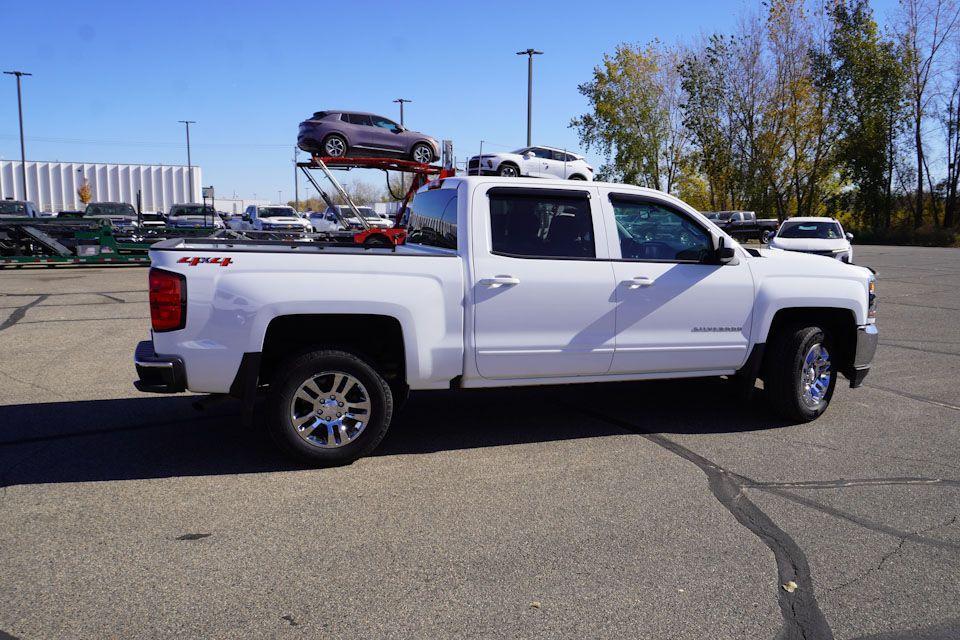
764 324 837 422
268 349 393 465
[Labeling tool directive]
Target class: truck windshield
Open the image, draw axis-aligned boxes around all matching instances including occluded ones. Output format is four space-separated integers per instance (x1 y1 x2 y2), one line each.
0 201 28 216
85 203 136 217
258 207 297 218
778 221 843 239
169 205 216 217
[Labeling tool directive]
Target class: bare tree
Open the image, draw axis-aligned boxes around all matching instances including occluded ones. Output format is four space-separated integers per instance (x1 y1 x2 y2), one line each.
898 0 960 228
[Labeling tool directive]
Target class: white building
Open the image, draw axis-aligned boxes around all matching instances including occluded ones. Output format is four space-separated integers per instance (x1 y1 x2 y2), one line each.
0 160 201 213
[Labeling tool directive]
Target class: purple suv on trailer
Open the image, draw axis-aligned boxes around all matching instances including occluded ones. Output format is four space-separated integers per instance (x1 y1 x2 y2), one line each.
298 110 439 163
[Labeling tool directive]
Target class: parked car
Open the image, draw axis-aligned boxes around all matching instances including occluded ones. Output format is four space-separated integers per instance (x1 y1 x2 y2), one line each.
84 202 140 232
135 176 878 466
704 211 779 243
768 217 854 263
231 205 312 233
0 200 40 218
297 110 439 164
167 203 225 230
468 146 594 181
309 205 392 233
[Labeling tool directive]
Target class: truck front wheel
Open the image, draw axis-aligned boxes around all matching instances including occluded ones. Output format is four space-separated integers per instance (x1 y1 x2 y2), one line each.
764 324 837 422
268 349 394 465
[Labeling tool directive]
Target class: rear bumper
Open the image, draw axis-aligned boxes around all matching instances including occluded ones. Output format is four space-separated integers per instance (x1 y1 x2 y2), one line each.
134 340 186 393
848 324 878 388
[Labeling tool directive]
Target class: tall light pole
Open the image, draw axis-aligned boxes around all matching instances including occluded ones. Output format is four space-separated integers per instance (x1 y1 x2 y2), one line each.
515 49 542 147
4 71 32 200
393 98 412 126
178 120 195 201
293 146 300 209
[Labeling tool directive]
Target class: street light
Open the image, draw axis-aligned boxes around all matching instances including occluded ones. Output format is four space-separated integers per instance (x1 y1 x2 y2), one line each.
178 120 196 201
393 98 412 127
515 49 543 147
4 70 32 201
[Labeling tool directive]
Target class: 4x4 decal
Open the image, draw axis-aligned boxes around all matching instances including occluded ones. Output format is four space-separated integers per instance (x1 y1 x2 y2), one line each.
177 256 233 267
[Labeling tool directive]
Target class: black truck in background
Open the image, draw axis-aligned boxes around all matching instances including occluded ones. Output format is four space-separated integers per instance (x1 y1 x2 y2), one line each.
704 211 779 243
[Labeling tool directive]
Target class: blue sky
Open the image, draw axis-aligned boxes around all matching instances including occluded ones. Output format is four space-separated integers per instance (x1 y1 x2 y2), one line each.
1 0 900 203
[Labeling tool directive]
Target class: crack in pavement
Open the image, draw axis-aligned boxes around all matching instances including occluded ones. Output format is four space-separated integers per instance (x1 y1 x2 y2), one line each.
575 408 834 640
824 514 958 595
863 383 960 412
879 342 960 358
0 369 66 400
755 486 960 553
749 477 960 490
782 439 957 473
0 295 49 333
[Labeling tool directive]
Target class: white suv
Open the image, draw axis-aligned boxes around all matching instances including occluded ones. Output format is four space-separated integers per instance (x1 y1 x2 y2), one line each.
468 146 593 180
768 217 854 263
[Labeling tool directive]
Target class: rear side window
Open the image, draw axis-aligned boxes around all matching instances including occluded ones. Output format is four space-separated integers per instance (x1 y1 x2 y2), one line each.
407 187 457 249
488 189 595 259
346 113 372 126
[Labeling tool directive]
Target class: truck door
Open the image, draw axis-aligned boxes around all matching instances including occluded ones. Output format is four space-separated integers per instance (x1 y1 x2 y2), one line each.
471 185 616 379
600 190 755 374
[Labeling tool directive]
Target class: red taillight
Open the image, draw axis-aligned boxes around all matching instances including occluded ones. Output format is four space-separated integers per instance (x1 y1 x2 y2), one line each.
149 268 186 332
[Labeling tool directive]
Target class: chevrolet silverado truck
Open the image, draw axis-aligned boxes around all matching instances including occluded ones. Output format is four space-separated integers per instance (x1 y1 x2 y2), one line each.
135 177 878 465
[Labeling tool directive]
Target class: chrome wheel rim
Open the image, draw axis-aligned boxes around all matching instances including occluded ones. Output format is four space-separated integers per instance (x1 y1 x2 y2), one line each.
500 165 518 177
290 371 371 448
413 145 432 163
325 137 345 157
799 343 831 410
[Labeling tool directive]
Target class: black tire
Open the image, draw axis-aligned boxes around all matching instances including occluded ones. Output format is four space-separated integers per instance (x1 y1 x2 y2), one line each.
410 142 434 164
569 174 587 180
498 163 520 177
362 234 391 248
322 134 348 158
268 349 393 465
764 324 837 422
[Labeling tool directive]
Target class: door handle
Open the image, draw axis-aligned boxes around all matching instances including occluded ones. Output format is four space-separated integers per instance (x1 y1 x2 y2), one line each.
479 275 520 288
624 276 655 289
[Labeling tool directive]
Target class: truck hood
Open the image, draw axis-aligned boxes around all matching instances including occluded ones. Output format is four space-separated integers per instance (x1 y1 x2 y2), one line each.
768 237 849 252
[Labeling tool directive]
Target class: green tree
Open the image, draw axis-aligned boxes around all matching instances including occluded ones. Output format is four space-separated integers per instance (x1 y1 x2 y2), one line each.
571 42 686 191
812 0 908 231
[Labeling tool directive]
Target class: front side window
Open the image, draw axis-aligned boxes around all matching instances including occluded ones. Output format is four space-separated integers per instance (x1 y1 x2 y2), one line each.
530 148 553 159
407 187 457 249
489 190 595 259
371 116 399 132
612 197 712 262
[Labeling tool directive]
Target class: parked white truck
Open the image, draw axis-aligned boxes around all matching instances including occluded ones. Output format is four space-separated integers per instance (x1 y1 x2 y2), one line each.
135 177 878 465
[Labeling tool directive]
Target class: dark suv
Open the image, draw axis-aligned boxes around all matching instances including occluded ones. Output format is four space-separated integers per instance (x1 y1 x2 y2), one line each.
298 110 439 163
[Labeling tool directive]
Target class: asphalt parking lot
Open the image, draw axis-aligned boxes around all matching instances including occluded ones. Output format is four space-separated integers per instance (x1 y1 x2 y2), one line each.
0 245 958 640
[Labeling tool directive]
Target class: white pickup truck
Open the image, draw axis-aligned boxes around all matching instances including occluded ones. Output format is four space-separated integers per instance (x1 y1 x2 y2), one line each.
135 177 878 465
